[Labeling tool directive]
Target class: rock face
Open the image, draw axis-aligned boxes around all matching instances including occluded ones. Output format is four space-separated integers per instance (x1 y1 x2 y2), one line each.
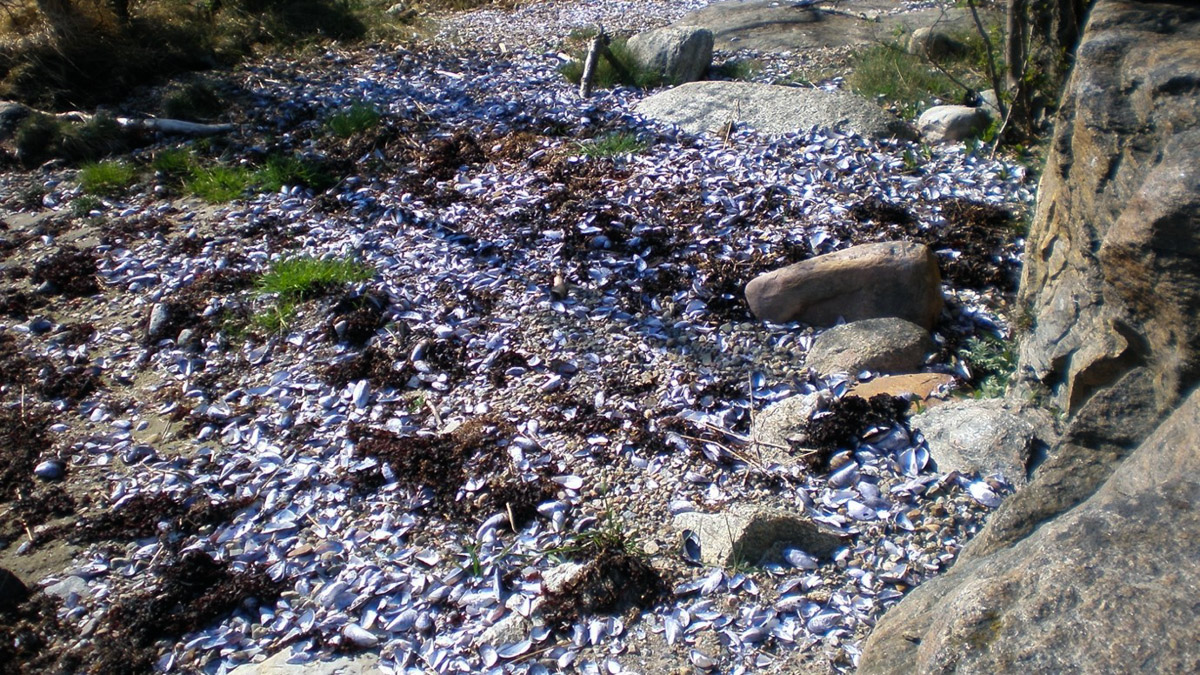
744 241 942 328
625 26 714 84
635 81 916 139
860 3 1200 671
917 104 992 143
911 398 1058 488
861 388 1200 674
804 317 934 376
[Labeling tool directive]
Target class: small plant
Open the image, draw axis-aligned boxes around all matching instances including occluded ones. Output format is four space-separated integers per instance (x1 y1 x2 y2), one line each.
79 160 136 196
548 507 642 561
256 256 374 300
14 114 64 165
186 164 255 203
69 195 103 217
256 155 335 193
713 58 762 81
959 333 1016 398
152 147 197 179
847 43 971 119
559 38 662 90
578 131 648 158
252 300 298 335
326 103 381 139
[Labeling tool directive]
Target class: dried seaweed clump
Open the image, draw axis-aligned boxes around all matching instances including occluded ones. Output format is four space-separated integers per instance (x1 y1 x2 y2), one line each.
803 394 911 467
541 545 667 630
70 492 253 544
88 551 281 673
31 246 99 297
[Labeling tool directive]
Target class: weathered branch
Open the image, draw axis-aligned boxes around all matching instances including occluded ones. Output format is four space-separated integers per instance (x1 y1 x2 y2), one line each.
53 110 233 135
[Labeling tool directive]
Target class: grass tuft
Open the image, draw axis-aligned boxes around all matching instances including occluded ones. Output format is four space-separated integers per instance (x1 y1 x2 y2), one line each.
326 103 381 139
162 82 223 122
152 147 197 179
256 155 336 193
848 44 964 119
712 58 762 81
79 160 137 196
256 256 374 300
69 195 104 217
186 164 255 203
577 131 648 158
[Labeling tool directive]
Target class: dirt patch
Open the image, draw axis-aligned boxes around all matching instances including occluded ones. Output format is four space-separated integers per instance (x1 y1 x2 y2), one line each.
30 246 99 297
804 394 911 469
541 544 667 630
0 405 53 504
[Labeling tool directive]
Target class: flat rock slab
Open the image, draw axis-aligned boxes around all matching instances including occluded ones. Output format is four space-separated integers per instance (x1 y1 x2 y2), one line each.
751 392 825 465
911 398 1058 487
805 317 934 376
674 507 844 567
675 1 999 52
228 649 382 675
745 241 942 328
635 81 915 140
849 373 956 406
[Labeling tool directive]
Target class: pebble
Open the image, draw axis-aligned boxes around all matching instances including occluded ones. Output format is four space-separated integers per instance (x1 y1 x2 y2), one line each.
34 459 65 480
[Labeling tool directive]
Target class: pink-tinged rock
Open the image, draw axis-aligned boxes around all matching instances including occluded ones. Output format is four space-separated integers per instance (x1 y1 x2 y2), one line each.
744 241 942 329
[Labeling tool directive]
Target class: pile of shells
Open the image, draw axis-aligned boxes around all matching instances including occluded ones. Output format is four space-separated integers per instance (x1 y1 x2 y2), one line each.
12 29 1031 675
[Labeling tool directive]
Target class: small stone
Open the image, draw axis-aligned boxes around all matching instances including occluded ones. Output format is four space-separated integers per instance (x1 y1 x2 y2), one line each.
918 105 992 143
804 318 935 376
45 576 91 601
146 303 171 341
672 507 845 567
27 317 54 335
626 26 714 84
907 27 967 60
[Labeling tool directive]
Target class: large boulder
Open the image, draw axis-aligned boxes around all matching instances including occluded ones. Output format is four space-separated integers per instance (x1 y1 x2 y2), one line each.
804 317 934 376
917 104 992 143
860 3 1200 671
860 387 1200 674
634 81 916 139
625 26 713 84
745 241 943 329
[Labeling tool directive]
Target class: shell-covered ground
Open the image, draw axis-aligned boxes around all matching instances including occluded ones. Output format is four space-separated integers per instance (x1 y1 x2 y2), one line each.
0 2 1035 674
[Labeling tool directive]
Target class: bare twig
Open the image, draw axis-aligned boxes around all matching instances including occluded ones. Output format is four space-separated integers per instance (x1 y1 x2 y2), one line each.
966 0 1009 122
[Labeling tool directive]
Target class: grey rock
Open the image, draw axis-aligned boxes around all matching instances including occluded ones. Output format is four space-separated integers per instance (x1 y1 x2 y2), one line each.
35 281 57 295
860 386 1200 674
751 392 825 465
34 459 64 480
626 26 714 84
147 302 172 341
804 318 933 376
906 27 967 60
228 648 383 675
745 241 943 329
911 398 1058 488
45 576 91 602
978 88 1001 118
917 104 992 143
635 81 916 140
673 507 844 567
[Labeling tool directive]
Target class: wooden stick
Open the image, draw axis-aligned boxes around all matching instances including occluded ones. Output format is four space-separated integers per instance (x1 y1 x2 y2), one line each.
579 33 604 98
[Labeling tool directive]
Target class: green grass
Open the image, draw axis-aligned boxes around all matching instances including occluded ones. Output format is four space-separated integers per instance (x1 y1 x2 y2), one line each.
256 155 336 193
578 131 648 158
326 103 381 139
69 195 104 217
252 300 299 335
152 147 197 178
186 164 256 203
78 160 137 196
848 44 965 119
162 82 223 122
256 256 374 300
545 507 643 562
713 58 762 81
959 334 1016 398
559 37 663 90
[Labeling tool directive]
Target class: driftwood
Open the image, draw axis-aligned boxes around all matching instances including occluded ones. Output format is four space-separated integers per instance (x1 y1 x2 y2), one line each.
54 110 233 136
577 25 633 98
